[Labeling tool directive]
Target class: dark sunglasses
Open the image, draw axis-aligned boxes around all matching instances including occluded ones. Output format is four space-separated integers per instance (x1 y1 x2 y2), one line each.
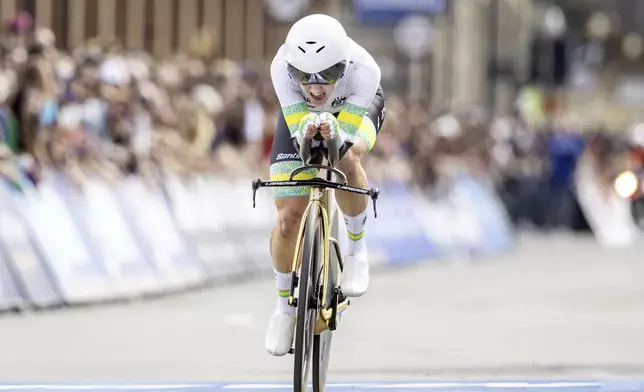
287 60 347 85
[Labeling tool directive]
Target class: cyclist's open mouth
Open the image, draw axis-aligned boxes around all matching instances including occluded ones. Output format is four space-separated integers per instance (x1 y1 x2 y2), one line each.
309 91 326 104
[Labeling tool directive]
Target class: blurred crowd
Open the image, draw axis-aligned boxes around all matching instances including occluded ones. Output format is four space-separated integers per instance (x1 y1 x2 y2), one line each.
368 98 636 233
0 11 284 192
0 11 639 233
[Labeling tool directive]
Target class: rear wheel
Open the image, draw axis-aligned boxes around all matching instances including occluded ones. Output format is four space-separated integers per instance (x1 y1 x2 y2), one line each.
293 204 322 392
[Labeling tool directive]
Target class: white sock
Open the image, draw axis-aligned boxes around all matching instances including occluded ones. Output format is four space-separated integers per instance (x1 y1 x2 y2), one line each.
274 270 295 315
344 209 368 255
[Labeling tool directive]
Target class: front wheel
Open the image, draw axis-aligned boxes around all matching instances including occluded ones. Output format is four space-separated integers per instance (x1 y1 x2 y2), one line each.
293 204 323 392
312 213 341 392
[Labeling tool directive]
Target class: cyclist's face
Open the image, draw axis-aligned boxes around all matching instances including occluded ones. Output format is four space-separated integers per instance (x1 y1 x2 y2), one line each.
302 83 334 105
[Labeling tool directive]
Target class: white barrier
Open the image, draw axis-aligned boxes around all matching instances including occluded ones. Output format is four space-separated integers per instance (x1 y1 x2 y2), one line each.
115 178 206 291
0 171 515 310
21 178 116 303
0 180 62 307
70 178 160 296
575 161 641 247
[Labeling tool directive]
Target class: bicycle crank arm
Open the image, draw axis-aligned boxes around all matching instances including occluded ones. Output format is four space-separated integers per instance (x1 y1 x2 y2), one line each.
323 297 350 320
314 298 350 334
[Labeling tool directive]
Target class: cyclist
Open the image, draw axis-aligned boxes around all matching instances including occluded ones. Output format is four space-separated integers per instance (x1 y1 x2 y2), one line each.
265 13 386 356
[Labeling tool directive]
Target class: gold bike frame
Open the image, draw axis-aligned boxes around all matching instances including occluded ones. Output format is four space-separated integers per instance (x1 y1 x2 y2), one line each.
288 177 349 335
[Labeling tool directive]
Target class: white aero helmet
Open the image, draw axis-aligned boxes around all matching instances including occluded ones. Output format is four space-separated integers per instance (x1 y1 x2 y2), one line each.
283 14 350 84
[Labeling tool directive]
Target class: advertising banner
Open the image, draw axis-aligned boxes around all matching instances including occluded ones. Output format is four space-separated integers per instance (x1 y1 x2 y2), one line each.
0 180 62 308
367 180 438 267
417 175 514 258
353 0 446 25
0 168 520 311
450 175 514 254
0 240 26 311
58 177 160 297
194 176 255 282
116 178 206 290
21 177 117 303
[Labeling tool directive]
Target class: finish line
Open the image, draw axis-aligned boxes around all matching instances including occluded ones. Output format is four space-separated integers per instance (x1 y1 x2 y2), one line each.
0 380 643 392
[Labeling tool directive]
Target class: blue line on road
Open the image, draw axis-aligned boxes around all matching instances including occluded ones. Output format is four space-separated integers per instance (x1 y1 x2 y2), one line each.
0 381 642 392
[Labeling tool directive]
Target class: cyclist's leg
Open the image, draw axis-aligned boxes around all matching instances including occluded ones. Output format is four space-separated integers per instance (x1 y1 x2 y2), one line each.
265 113 318 356
335 86 386 297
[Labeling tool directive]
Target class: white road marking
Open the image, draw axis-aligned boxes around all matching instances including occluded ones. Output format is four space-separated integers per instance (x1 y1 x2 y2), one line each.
222 381 606 389
356 382 604 389
0 386 207 390
0 381 615 391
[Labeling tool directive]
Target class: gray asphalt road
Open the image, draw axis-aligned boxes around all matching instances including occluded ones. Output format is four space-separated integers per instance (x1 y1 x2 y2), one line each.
0 233 643 382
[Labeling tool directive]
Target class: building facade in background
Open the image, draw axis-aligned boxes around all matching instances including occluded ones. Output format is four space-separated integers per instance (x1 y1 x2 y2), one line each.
2 0 536 112
1 0 313 61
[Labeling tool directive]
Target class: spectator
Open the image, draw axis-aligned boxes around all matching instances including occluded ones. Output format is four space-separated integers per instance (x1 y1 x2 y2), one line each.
544 117 585 230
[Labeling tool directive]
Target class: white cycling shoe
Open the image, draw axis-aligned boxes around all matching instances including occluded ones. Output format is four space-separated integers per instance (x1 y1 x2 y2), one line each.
265 308 296 356
340 251 370 297
265 251 369 355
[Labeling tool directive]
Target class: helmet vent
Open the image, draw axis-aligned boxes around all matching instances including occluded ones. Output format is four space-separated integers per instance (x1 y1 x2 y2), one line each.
298 46 306 53
316 46 326 53
306 41 317 44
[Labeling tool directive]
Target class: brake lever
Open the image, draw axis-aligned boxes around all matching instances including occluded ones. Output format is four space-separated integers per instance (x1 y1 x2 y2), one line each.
370 188 379 218
252 179 261 208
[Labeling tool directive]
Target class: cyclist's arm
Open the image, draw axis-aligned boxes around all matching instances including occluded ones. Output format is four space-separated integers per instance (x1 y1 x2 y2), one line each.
336 62 381 137
270 49 311 137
